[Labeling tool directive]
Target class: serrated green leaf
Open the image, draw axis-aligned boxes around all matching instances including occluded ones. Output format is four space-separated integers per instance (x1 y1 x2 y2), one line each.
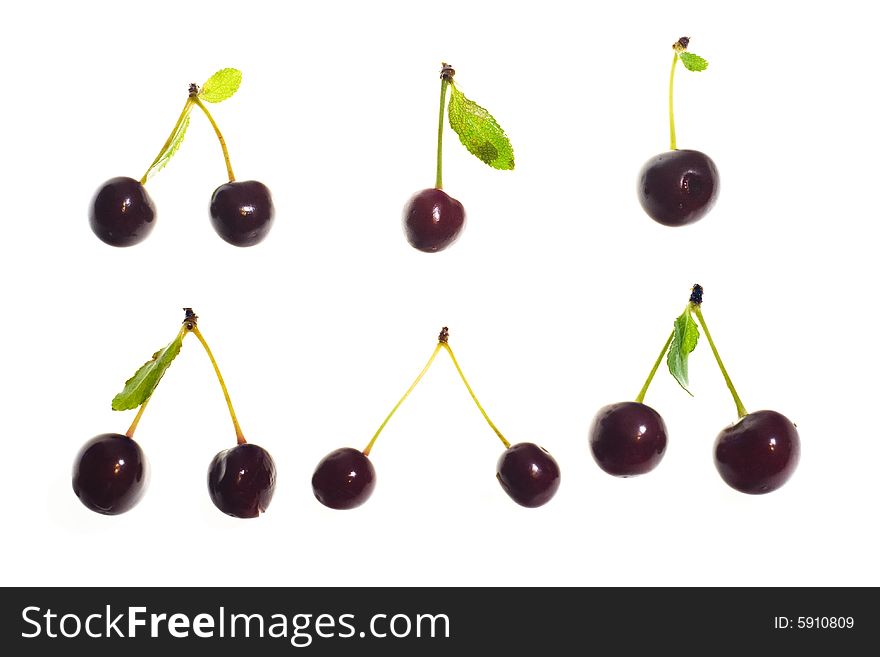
680 52 709 72
199 68 242 103
667 309 700 394
111 332 185 411
447 85 514 170
145 114 190 181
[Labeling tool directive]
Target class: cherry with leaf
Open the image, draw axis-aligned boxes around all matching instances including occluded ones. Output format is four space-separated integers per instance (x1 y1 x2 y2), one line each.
88 68 275 247
637 38 719 227
72 309 276 517
312 327 560 509
403 63 515 252
589 284 800 494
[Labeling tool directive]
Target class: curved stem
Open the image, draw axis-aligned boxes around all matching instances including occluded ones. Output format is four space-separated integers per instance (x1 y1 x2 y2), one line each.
435 79 449 189
140 98 194 184
125 397 151 438
692 305 748 418
635 329 675 404
193 96 236 182
668 52 678 151
363 343 444 456
190 325 246 444
441 343 510 449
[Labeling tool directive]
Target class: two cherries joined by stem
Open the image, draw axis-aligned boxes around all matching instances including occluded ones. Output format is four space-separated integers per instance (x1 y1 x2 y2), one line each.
589 285 800 494
72 309 276 517
89 68 274 248
312 327 561 509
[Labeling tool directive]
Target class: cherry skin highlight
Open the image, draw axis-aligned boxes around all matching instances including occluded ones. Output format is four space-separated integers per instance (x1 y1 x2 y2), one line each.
496 442 561 508
637 149 719 226
89 177 157 246
73 433 149 515
714 410 800 494
403 188 466 252
312 448 377 510
209 180 275 246
589 401 668 477
207 443 276 518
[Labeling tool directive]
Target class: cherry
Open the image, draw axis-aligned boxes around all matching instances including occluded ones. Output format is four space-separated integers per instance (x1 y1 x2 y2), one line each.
714 410 800 494
209 180 275 247
89 177 156 247
207 443 276 518
637 149 719 226
496 442 560 508
589 401 668 476
311 448 376 510
72 433 149 515
638 38 718 226
403 188 466 253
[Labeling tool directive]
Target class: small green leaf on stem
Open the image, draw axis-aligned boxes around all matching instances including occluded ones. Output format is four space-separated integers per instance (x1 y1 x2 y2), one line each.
145 114 191 181
667 308 700 394
448 85 514 170
111 332 185 411
679 52 708 72
199 68 242 103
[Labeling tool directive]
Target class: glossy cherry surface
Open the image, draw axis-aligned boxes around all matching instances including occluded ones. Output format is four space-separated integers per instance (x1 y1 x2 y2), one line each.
714 410 800 494
403 188 466 252
637 149 719 226
589 402 668 476
312 447 376 510
209 180 275 246
496 442 561 508
89 177 156 246
73 433 149 515
207 443 276 518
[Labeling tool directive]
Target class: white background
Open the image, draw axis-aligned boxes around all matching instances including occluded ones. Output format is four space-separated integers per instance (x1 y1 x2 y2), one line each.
1 0 877 587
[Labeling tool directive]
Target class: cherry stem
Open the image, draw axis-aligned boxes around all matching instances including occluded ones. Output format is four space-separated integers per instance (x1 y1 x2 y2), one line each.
140 98 195 185
441 342 510 449
692 305 748 419
190 324 246 444
635 329 675 404
125 397 151 438
363 343 444 456
193 96 236 182
436 78 449 189
668 51 679 151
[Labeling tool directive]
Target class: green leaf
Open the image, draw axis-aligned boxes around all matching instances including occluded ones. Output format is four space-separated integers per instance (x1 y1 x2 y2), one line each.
447 85 514 170
199 68 242 103
111 332 185 411
667 309 700 395
680 52 709 72
145 114 190 181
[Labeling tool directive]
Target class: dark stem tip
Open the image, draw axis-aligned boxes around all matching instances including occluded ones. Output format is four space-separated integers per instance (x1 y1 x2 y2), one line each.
440 63 455 81
674 36 690 52
438 327 450 343
689 284 703 305
188 83 199 96
183 307 198 330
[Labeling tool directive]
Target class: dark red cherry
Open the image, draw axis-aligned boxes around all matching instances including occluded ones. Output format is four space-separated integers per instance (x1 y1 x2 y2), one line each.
207 443 276 518
589 402 668 476
89 177 156 246
637 149 719 226
209 180 275 247
72 433 149 515
496 442 561 508
312 447 376 510
714 410 800 494
402 188 466 252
